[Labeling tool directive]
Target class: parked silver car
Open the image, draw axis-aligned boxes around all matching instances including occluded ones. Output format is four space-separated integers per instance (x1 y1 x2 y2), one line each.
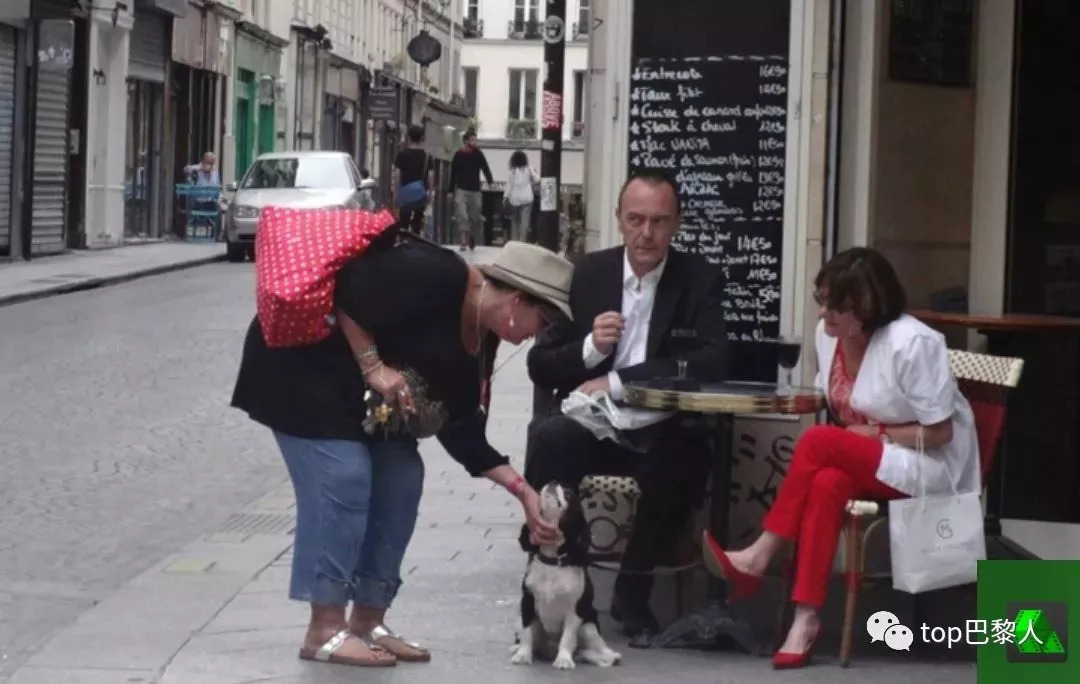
223 151 378 262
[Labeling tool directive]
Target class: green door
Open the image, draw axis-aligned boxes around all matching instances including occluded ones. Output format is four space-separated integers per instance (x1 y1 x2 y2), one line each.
234 70 255 182
258 104 275 154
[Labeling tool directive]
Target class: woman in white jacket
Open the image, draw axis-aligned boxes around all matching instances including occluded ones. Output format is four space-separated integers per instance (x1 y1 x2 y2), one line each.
701 247 978 669
504 150 539 242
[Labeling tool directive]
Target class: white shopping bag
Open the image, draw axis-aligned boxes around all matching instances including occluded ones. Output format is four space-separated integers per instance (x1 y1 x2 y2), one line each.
888 430 986 594
560 390 674 448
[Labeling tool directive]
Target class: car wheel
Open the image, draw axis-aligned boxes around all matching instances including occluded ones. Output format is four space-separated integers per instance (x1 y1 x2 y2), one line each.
226 240 246 263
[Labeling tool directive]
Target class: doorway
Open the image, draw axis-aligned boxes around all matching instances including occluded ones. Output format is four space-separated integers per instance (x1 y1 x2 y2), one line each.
998 0 1080 526
124 79 163 239
1007 0 1080 317
234 69 255 181
258 102 275 154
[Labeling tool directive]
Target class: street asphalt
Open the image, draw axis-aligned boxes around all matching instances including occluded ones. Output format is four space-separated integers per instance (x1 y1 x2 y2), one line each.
0 248 976 683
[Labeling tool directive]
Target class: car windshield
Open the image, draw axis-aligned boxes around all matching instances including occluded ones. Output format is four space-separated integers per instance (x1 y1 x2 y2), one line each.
240 156 353 190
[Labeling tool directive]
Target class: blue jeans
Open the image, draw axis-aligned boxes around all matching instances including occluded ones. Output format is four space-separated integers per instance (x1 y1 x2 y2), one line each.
274 432 425 608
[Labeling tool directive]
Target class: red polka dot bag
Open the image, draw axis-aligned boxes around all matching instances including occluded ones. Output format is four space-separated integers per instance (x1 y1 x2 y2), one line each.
254 207 397 348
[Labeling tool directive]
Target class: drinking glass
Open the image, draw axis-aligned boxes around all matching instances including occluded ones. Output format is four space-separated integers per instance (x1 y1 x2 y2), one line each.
776 336 802 393
670 328 698 382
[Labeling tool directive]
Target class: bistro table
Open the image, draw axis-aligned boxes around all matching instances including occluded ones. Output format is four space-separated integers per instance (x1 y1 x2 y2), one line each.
623 379 825 654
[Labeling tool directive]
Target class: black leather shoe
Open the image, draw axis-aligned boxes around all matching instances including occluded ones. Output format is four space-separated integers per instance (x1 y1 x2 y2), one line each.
611 595 660 643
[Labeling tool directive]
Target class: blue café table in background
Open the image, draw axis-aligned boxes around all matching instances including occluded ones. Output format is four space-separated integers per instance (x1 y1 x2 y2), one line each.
623 379 825 654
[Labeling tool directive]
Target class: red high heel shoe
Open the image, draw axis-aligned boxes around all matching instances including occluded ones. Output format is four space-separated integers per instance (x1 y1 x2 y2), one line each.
772 632 819 670
701 531 762 602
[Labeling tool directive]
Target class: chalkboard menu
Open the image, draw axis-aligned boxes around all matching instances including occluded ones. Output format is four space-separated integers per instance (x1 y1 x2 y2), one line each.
629 0 790 344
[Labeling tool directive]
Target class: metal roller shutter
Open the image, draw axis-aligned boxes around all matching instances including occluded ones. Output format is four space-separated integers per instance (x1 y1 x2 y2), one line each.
0 26 15 253
129 13 168 83
30 60 71 255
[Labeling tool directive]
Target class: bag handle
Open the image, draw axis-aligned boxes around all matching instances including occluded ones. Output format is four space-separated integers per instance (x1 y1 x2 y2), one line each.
914 423 960 511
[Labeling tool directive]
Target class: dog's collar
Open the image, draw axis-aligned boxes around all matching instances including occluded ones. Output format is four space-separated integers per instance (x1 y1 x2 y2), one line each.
534 551 573 567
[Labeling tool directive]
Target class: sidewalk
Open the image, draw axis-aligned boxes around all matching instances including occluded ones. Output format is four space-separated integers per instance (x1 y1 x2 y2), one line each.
5 339 974 684
0 242 224 307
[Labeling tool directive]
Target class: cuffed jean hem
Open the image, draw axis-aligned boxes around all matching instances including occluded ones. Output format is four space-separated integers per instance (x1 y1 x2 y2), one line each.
289 572 355 606
352 573 402 609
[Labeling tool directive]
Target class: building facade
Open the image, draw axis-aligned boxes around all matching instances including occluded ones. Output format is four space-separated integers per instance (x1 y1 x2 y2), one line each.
0 1 31 260
2 0 468 261
459 0 591 193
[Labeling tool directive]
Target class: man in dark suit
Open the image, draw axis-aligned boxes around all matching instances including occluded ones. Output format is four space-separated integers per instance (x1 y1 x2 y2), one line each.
525 169 729 639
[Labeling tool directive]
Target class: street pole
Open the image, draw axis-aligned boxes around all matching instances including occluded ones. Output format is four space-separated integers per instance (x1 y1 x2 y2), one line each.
529 0 568 451
536 0 567 253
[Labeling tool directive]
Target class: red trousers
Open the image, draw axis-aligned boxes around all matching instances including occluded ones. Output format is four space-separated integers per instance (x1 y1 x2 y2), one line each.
762 425 905 608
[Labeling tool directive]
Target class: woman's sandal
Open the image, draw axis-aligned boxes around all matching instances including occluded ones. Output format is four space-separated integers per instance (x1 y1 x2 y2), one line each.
298 629 397 667
363 624 432 663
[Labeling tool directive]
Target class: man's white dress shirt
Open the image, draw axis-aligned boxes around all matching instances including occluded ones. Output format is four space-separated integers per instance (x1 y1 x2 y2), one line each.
581 252 668 401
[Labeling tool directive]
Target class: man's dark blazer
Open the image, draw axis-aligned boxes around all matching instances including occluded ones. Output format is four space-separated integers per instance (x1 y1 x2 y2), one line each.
527 246 729 399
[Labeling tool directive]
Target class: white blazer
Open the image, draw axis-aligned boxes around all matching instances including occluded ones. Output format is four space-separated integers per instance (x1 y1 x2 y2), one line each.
813 314 980 497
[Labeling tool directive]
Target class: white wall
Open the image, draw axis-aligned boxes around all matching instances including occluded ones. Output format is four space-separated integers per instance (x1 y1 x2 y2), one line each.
483 147 583 186
967 0 1016 323
465 0 592 40
461 0 590 141
461 41 588 140
260 0 292 41
84 7 134 248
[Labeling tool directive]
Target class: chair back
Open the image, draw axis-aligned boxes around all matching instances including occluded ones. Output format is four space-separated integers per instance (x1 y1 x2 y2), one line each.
947 350 1024 479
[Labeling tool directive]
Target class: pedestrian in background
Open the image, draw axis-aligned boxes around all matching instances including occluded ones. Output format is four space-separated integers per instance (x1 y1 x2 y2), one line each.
393 125 433 235
448 130 493 251
503 150 539 243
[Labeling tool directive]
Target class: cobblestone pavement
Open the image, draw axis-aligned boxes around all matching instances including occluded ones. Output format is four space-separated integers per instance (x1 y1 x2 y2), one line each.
0 262 283 679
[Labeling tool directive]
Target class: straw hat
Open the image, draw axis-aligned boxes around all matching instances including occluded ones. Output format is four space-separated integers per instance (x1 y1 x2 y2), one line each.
476 241 574 320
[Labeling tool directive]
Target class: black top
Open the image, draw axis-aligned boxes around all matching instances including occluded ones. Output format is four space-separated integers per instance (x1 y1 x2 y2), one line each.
448 147 494 192
527 246 730 398
231 241 508 477
394 147 432 186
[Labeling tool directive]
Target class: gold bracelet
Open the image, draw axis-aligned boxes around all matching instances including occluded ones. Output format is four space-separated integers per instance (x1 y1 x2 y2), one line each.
361 361 383 377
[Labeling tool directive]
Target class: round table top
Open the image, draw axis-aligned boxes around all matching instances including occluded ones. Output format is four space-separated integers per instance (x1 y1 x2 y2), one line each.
624 379 825 415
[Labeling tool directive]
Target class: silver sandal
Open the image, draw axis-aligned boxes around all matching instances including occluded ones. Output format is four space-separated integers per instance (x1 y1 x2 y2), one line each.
298 629 397 667
367 624 431 662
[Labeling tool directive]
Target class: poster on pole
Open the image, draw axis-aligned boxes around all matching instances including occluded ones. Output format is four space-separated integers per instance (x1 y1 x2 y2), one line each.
540 177 558 211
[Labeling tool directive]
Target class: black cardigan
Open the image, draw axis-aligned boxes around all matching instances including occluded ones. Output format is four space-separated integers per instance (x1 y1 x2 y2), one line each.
230 241 507 476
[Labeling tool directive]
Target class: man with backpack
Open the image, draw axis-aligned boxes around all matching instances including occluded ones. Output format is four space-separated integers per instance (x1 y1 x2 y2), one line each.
447 130 494 251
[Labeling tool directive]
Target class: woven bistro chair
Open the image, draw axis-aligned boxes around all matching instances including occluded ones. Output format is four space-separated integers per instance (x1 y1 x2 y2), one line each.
773 349 1024 667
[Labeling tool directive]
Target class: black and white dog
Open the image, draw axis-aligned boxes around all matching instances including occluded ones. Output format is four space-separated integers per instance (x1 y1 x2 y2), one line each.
510 482 622 670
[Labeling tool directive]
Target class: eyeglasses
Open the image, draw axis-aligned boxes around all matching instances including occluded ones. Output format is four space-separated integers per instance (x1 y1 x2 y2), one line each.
813 291 851 313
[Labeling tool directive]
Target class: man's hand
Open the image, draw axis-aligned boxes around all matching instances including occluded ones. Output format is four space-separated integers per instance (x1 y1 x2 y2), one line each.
576 376 611 397
592 311 625 355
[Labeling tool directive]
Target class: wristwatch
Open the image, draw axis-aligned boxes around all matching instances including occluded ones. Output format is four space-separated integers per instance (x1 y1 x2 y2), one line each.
877 423 891 443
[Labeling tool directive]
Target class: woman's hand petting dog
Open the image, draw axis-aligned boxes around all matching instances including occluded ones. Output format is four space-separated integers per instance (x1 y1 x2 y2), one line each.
365 365 417 414
522 488 561 546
